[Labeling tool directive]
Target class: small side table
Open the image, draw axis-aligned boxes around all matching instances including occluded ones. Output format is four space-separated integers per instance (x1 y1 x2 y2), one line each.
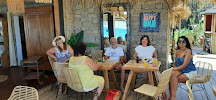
21 56 44 85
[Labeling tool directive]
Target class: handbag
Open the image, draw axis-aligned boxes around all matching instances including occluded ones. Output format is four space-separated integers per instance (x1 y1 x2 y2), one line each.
105 89 121 100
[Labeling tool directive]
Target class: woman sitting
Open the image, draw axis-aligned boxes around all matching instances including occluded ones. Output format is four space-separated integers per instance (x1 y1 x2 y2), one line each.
169 36 196 100
46 36 74 62
133 35 157 60
133 35 157 83
69 42 104 100
46 36 74 95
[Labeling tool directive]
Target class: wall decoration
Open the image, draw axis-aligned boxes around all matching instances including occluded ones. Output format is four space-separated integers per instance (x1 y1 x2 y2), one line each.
140 13 160 32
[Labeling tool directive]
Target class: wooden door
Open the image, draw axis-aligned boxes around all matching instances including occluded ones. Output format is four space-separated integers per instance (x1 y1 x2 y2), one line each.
24 6 54 70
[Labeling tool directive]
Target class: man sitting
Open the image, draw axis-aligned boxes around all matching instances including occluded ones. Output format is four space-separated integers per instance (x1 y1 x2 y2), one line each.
104 37 125 93
117 36 127 63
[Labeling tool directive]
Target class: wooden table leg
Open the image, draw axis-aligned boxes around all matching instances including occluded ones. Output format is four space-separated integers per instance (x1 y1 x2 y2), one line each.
103 70 109 89
122 70 134 100
153 71 158 86
148 71 154 86
110 69 119 89
130 72 137 90
36 63 40 82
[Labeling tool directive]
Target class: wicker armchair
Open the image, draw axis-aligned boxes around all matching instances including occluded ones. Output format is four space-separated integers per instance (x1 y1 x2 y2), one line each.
178 61 213 99
63 68 94 100
134 67 173 99
48 56 55 70
53 62 69 99
189 61 213 84
8 86 39 100
186 80 194 100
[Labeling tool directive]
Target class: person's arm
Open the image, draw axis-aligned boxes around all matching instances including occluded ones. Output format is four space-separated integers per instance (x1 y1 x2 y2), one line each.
104 49 109 60
104 55 109 60
153 50 157 58
85 57 102 71
174 49 192 71
133 51 138 59
63 45 74 62
46 47 59 61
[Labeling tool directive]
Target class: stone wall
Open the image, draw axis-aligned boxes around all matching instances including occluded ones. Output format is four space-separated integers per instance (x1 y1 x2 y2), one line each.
64 0 169 71
130 1 169 71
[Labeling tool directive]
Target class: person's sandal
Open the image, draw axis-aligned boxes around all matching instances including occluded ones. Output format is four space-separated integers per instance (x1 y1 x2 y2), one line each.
58 87 62 95
93 89 98 100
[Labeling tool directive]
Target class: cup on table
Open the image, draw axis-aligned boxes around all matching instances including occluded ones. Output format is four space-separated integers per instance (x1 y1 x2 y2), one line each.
144 61 148 67
152 58 158 67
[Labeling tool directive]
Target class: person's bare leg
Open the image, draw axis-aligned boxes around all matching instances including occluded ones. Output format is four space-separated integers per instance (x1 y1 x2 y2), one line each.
121 68 125 88
178 74 189 83
169 71 181 100
117 64 125 88
93 83 105 100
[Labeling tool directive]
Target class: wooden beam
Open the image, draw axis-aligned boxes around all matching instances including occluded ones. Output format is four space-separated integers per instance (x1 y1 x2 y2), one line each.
54 0 60 36
1 17 10 68
62 0 66 39
178 17 181 37
212 14 216 53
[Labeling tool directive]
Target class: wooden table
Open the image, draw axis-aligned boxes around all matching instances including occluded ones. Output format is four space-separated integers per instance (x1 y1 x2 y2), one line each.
21 56 44 85
97 60 119 90
122 60 161 100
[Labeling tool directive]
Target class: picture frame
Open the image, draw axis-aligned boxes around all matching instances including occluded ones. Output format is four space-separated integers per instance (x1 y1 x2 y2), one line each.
140 13 160 32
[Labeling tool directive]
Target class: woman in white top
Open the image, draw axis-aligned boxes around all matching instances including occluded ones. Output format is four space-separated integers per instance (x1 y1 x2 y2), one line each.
133 35 157 83
133 35 157 60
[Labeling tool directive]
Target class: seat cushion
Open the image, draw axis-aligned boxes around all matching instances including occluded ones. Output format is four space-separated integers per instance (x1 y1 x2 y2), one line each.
134 84 157 97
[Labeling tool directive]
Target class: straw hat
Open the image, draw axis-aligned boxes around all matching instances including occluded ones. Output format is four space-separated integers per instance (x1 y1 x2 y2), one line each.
52 36 65 46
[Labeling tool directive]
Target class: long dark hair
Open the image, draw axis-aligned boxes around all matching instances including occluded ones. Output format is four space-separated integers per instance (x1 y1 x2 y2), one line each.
177 36 191 50
57 43 67 52
74 42 87 56
139 35 151 46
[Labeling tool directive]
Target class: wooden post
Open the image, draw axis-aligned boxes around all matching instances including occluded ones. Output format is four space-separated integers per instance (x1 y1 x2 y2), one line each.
166 9 171 69
212 14 216 53
178 17 181 37
1 17 10 68
54 0 60 36
171 14 176 67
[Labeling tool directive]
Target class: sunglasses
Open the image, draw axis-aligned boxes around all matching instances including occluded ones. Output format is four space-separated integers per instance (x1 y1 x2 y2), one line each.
55 38 61 42
178 40 186 43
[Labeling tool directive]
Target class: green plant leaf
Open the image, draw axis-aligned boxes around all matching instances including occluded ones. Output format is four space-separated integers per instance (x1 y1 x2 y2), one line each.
86 43 98 47
67 34 77 49
75 31 84 42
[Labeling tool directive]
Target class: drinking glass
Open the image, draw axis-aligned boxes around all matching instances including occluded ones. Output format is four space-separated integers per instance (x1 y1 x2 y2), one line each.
144 61 148 67
153 58 158 67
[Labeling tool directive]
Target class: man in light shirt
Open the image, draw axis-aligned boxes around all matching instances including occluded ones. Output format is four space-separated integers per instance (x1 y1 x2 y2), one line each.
104 37 125 92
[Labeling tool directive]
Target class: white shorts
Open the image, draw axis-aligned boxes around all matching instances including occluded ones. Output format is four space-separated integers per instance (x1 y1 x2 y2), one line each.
183 71 197 79
83 85 100 92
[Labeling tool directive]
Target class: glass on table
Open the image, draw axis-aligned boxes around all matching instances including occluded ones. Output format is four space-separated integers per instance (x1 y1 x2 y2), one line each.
98 57 102 62
144 61 148 67
152 58 158 67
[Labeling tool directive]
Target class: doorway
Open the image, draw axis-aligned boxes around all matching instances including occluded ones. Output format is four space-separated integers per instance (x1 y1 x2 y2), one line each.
100 3 130 59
